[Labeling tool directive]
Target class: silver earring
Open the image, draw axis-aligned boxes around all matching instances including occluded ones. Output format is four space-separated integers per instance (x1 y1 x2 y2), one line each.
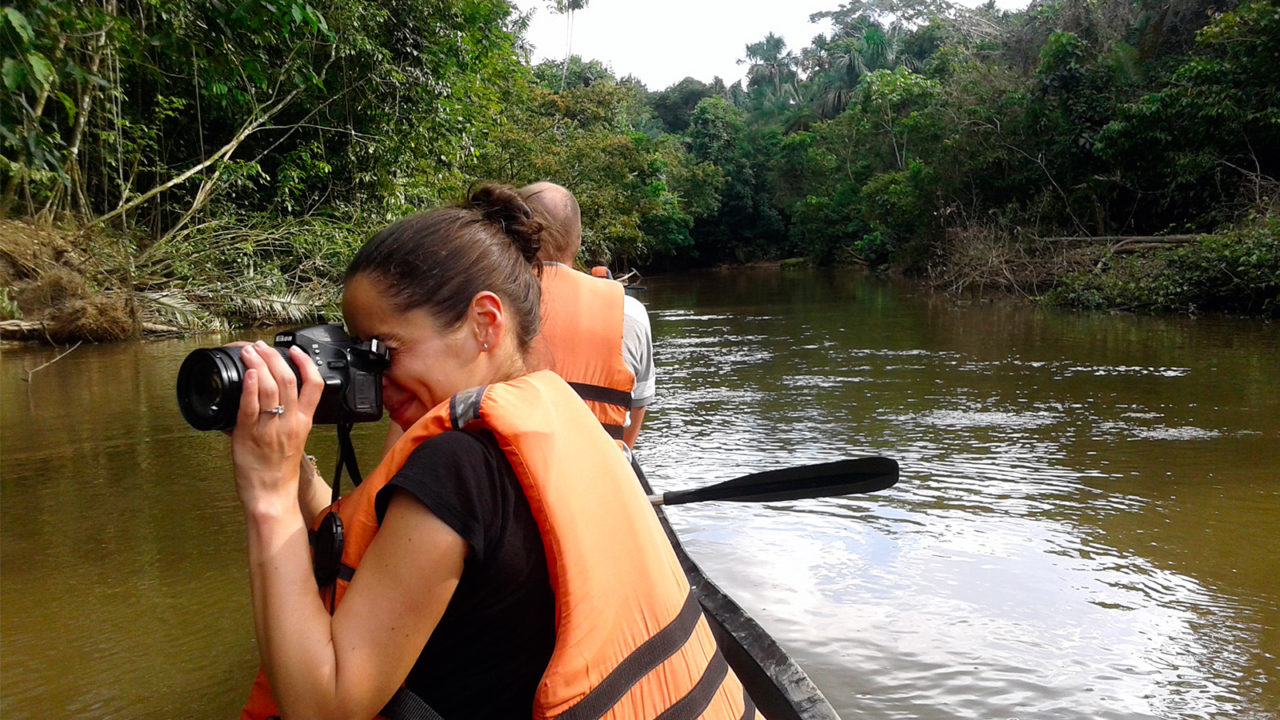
482 342 489 350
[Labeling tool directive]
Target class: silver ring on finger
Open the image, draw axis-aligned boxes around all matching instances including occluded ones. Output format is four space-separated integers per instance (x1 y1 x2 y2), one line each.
262 405 285 415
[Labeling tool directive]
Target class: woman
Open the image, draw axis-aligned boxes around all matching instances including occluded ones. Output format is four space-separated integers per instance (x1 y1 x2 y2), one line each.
230 185 754 720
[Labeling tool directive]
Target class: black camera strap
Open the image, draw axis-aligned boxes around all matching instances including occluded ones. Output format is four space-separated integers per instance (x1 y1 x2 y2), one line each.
319 423 362 611
330 422 364 504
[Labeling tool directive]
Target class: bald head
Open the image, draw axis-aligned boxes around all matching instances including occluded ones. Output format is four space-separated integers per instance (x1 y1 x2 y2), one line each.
518 182 581 265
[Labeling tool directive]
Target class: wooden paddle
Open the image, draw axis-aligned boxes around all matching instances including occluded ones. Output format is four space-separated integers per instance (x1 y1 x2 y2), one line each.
649 457 899 506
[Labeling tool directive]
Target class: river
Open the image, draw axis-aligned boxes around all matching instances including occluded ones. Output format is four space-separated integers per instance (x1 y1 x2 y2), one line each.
2 268 1277 719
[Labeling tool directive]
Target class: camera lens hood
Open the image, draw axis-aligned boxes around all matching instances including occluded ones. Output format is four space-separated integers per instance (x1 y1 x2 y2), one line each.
176 347 245 431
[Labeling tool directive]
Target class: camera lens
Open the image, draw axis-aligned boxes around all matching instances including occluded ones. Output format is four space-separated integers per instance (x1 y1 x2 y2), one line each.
175 324 384 431
176 348 245 431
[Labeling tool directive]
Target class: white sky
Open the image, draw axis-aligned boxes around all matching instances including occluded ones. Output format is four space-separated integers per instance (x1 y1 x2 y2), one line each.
513 0 1027 91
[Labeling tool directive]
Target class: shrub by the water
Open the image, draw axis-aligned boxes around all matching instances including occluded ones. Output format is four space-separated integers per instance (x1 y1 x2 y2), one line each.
1047 219 1280 316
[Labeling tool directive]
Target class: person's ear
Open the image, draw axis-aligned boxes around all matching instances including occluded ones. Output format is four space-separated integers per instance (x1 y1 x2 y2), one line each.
470 291 505 351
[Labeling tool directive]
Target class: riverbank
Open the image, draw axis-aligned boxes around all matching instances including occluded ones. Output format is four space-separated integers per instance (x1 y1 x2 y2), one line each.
1044 220 1280 316
924 214 1280 317
1 216 345 344
3 214 1277 346
0 219 138 343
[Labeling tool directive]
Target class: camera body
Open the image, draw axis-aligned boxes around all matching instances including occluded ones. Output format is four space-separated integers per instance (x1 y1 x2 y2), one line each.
177 323 388 431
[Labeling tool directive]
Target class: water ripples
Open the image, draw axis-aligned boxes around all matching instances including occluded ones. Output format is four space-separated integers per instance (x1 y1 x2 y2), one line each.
3 275 1275 719
636 288 1279 720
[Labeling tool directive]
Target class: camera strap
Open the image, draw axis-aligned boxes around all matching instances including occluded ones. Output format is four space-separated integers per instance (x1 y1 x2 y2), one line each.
329 422 364 505
313 422 362 614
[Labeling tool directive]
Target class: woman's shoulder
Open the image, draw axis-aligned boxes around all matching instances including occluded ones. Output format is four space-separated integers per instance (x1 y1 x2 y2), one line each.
375 430 520 557
391 429 510 497
408 428 501 461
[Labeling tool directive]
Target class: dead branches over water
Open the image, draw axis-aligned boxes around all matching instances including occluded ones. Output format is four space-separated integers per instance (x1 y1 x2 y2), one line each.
929 226 1089 298
1 217 340 344
928 228 1200 299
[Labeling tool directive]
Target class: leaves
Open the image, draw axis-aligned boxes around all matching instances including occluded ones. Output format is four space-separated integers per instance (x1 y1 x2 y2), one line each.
2 6 33 43
25 51 52 87
1 57 19 91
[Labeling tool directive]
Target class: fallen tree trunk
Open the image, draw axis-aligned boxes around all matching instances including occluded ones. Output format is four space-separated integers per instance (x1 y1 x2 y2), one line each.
1 318 183 341
0 320 51 342
1037 234 1204 252
140 322 185 336
1037 235 1204 242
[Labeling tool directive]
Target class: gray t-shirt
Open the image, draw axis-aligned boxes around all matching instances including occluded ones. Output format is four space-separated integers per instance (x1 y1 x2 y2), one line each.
623 294 655 409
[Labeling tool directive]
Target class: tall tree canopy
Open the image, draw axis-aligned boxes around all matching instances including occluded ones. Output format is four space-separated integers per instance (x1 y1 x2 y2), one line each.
3 0 1277 332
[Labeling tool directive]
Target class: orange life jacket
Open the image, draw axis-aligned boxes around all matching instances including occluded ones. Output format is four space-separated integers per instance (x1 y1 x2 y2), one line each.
533 264 635 441
240 371 755 720
590 265 611 279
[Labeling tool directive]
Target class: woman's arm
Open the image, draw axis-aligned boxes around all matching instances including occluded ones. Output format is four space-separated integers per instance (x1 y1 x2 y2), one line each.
297 454 332 526
247 491 465 720
233 342 466 720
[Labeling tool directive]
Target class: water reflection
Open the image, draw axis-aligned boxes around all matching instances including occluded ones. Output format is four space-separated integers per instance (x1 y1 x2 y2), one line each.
1 336 393 718
2 268 1277 719
636 269 1279 720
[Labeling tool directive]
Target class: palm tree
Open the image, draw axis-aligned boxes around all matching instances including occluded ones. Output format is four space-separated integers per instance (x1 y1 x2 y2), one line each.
552 0 590 90
811 21 918 118
740 33 798 97
747 78 799 126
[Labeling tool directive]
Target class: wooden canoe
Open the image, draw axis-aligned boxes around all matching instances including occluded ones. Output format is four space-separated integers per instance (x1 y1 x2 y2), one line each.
634 463 842 720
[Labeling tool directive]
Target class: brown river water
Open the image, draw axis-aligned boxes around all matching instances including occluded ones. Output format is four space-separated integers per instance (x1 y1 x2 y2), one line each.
2 268 1277 719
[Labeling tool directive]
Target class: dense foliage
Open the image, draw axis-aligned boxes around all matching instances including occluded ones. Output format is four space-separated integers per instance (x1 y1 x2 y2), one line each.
3 0 525 330
2 0 1278 334
1047 217 1280 315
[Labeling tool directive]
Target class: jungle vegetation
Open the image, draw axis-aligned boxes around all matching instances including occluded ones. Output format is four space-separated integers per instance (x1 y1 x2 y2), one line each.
2 0 1277 340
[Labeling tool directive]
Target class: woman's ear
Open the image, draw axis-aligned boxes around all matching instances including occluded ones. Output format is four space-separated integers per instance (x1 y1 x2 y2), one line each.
470 291 505 350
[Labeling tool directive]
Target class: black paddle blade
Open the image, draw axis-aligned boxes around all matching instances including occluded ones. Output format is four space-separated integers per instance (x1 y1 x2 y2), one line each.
657 457 899 506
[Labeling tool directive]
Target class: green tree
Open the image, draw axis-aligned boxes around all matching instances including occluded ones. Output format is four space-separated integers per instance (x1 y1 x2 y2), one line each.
649 77 723 133
1097 0 1280 228
741 33 798 97
772 129 874 264
549 0 590 91
469 67 718 267
0 0 523 232
1 0 529 333
684 96 786 263
806 17 921 119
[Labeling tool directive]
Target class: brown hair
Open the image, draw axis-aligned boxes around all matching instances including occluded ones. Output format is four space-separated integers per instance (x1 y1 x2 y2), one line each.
345 184 544 353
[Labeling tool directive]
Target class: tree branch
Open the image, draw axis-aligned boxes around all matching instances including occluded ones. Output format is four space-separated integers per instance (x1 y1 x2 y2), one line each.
89 83 305 233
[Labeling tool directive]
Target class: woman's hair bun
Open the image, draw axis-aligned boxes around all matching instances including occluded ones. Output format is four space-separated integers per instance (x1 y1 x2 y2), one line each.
467 183 543 266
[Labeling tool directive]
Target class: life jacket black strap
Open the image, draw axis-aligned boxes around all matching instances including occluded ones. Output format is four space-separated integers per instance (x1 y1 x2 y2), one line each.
739 683 757 719
653 648 730 720
337 563 354 583
567 382 628 439
380 686 446 720
449 386 488 429
557 591 704 720
567 381 631 410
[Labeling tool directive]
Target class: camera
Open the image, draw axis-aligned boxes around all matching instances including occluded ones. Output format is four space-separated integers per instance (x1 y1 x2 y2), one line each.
176 323 388 431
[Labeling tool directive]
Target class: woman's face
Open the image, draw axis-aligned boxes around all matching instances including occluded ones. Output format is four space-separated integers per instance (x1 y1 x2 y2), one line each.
342 273 483 430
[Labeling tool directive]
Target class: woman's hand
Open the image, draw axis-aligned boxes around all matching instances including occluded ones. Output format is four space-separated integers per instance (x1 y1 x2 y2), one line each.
230 342 323 516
